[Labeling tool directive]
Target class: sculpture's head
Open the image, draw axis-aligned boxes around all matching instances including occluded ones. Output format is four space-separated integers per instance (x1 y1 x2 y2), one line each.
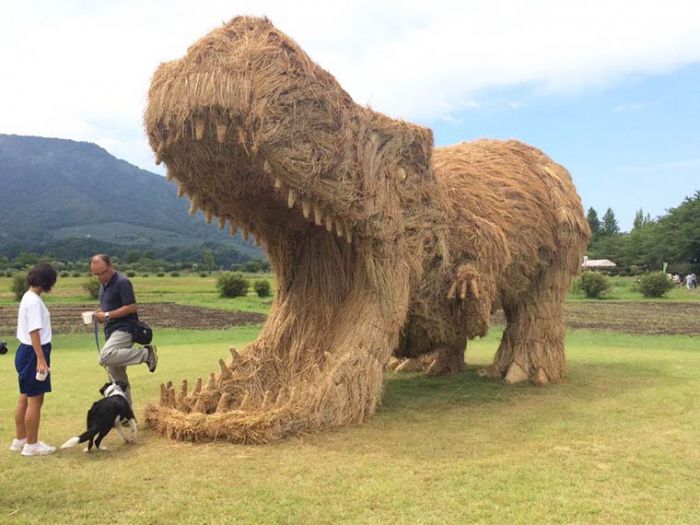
144 16 437 267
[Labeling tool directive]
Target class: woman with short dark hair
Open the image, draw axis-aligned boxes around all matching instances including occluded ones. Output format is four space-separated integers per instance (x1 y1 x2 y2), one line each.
11 263 58 456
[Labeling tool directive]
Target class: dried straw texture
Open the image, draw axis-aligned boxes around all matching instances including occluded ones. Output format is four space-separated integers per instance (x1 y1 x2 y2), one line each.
396 140 590 382
143 16 589 443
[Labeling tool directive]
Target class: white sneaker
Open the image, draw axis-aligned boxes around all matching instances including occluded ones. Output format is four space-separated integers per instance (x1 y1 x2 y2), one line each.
21 441 56 456
10 438 27 452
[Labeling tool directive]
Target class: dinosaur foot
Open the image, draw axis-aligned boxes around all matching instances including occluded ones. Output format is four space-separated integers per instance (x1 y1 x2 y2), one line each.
389 347 466 376
477 362 550 385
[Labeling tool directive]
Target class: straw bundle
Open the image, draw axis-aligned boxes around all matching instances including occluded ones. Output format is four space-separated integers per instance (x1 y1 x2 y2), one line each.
143 16 589 444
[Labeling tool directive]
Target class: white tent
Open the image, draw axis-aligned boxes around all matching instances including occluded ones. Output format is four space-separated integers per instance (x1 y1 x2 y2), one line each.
581 257 617 269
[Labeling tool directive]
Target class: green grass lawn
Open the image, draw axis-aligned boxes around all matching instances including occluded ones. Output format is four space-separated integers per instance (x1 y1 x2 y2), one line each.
2 327 699 524
1 273 698 308
0 274 277 313
568 275 700 302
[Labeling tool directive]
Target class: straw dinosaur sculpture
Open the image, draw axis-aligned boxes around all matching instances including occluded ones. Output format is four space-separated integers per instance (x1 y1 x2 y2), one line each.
144 16 590 443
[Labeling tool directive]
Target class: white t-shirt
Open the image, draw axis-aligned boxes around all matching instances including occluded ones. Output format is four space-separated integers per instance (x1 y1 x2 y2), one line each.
16 290 52 345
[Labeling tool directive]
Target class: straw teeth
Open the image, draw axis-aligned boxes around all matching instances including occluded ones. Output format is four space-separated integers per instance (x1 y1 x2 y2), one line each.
216 392 232 412
219 358 232 379
194 118 206 140
216 124 227 143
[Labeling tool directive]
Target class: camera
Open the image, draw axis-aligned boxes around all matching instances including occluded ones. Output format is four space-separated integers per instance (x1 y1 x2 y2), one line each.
0 341 8 355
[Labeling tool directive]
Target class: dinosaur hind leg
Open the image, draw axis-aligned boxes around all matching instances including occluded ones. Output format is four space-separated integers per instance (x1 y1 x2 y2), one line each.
486 266 568 385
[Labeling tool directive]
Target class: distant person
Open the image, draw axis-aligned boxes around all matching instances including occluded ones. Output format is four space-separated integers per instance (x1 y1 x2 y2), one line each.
11 263 58 456
685 273 696 290
90 254 157 405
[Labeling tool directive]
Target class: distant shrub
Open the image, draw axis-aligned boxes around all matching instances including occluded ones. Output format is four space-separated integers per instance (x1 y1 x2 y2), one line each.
83 278 101 300
157 272 165 277
200 273 208 278
636 271 675 298
217 273 248 298
72 272 82 278
60 272 70 278
142 273 150 278
11 274 29 301
126 271 136 278
253 279 271 298
5 271 13 278
170 272 180 277
573 271 611 299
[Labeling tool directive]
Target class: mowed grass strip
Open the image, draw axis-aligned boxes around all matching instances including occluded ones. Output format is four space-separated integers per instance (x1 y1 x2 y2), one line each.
1 273 698 309
0 274 277 313
2 328 699 524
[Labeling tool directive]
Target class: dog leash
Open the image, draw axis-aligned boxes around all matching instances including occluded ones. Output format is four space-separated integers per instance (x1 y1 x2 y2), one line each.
93 317 115 383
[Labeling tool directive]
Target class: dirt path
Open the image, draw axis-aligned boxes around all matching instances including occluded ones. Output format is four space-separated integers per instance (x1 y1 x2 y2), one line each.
0 303 266 337
0 301 698 338
496 301 700 336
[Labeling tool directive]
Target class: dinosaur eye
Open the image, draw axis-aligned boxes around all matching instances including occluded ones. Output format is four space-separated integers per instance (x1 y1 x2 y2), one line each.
395 166 407 183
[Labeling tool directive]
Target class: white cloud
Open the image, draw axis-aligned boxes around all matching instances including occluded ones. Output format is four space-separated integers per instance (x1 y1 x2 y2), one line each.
1 0 700 170
612 103 647 113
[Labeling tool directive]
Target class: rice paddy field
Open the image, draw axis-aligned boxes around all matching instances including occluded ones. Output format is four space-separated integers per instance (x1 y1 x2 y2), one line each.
1 274 699 523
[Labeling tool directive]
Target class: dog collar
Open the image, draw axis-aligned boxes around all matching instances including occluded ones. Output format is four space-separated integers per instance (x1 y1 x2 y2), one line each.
104 384 128 399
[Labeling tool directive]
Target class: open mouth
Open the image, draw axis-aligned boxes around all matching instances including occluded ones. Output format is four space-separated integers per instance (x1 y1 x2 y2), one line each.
149 104 356 249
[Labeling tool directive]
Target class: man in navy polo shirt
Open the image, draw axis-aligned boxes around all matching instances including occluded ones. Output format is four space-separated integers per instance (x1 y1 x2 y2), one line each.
90 254 157 405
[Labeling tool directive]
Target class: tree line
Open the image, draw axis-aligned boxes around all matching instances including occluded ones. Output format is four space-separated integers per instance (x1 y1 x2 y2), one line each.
585 191 700 275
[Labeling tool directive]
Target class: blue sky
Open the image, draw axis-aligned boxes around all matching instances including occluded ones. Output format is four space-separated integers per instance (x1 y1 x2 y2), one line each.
1 1 699 231
426 63 700 229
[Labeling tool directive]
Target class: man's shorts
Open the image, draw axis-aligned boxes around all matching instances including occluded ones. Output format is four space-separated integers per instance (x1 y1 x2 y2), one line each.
15 342 52 396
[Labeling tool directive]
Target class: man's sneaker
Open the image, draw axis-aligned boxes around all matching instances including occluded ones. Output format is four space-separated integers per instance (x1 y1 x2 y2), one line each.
21 441 56 456
145 344 158 373
10 438 27 452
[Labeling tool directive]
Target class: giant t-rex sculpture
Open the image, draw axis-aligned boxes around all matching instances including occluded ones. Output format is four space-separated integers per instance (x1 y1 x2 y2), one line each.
144 17 590 443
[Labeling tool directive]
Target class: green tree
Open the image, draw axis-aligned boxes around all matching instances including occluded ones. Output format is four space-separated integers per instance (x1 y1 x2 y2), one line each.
601 208 619 236
653 191 700 273
632 208 652 230
586 207 601 238
202 249 215 273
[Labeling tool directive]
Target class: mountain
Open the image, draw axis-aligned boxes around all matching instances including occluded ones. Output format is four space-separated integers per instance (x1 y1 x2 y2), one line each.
0 134 261 262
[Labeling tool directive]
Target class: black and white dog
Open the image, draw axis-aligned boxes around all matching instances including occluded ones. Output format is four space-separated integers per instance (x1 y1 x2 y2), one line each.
61 381 137 452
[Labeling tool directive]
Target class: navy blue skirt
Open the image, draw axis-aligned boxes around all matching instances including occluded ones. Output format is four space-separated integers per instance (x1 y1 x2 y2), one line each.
15 342 52 396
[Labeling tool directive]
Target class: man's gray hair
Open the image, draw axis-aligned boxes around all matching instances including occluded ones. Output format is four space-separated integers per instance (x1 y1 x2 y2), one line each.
90 253 112 265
